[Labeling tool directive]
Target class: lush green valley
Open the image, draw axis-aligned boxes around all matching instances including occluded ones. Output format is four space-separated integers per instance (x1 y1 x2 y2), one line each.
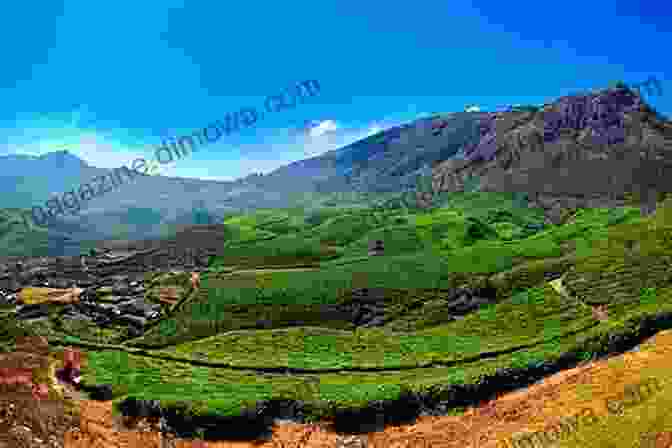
19 190 667 425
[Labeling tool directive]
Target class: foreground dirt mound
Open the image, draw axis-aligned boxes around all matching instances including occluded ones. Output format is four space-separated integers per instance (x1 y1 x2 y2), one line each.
64 400 165 448
0 391 77 448
0 337 79 448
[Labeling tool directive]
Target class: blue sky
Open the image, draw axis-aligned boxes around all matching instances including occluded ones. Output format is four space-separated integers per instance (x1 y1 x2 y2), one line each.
0 0 669 181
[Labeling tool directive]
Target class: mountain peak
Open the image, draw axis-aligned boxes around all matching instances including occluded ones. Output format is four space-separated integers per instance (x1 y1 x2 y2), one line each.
432 84 672 223
39 150 87 168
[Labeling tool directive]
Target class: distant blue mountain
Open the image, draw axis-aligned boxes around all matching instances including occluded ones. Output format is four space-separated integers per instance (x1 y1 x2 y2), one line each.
0 150 94 208
0 109 501 255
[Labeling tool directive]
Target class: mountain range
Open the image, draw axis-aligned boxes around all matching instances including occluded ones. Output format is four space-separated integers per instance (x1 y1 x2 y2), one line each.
0 83 669 257
4 83 672 446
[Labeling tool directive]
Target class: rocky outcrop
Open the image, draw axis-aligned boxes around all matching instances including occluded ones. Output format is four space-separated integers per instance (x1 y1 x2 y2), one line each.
432 87 672 222
330 284 498 330
340 288 388 327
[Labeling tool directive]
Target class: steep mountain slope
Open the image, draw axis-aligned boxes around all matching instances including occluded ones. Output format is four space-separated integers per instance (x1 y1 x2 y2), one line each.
255 112 486 194
432 86 672 223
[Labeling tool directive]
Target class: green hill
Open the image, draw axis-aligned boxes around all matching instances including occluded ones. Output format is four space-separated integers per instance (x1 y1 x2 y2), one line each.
2 190 667 433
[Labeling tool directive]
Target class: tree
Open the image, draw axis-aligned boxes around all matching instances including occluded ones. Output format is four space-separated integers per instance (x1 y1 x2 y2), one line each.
463 175 481 193
191 200 214 225
609 80 628 89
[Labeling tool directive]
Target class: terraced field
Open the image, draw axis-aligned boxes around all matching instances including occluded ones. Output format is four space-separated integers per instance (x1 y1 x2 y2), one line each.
5 191 672 444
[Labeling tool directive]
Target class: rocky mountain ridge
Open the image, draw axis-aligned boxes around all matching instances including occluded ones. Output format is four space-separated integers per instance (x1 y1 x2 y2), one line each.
432 86 672 223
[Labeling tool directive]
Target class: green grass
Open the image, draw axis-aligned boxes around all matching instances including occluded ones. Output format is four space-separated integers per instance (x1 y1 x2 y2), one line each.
563 203 672 307
128 252 472 347
128 195 646 351
157 283 593 370
214 234 343 268
86 286 672 422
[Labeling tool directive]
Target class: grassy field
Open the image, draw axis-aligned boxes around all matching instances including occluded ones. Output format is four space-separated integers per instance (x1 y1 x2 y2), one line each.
7 191 672 425
82 285 672 422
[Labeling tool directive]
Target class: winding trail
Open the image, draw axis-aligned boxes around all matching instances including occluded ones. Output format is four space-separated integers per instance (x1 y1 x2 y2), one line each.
218 267 319 275
51 324 601 374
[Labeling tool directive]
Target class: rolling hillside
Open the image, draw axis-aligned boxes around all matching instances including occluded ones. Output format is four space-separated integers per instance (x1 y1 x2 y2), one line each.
3 190 672 441
1 83 672 446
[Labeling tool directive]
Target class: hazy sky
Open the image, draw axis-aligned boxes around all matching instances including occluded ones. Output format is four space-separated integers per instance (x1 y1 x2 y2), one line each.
0 0 669 181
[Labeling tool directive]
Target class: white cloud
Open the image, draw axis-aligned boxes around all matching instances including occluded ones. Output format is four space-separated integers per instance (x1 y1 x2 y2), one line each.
4 113 429 183
282 119 395 160
465 105 481 112
308 119 338 138
177 117 403 181
71 133 151 168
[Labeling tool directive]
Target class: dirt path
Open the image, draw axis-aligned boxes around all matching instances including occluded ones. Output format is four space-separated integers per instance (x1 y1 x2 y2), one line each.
221 267 319 275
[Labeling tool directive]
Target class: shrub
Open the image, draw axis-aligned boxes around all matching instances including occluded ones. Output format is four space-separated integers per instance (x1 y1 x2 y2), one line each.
305 212 327 227
488 256 575 300
463 217 497 245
